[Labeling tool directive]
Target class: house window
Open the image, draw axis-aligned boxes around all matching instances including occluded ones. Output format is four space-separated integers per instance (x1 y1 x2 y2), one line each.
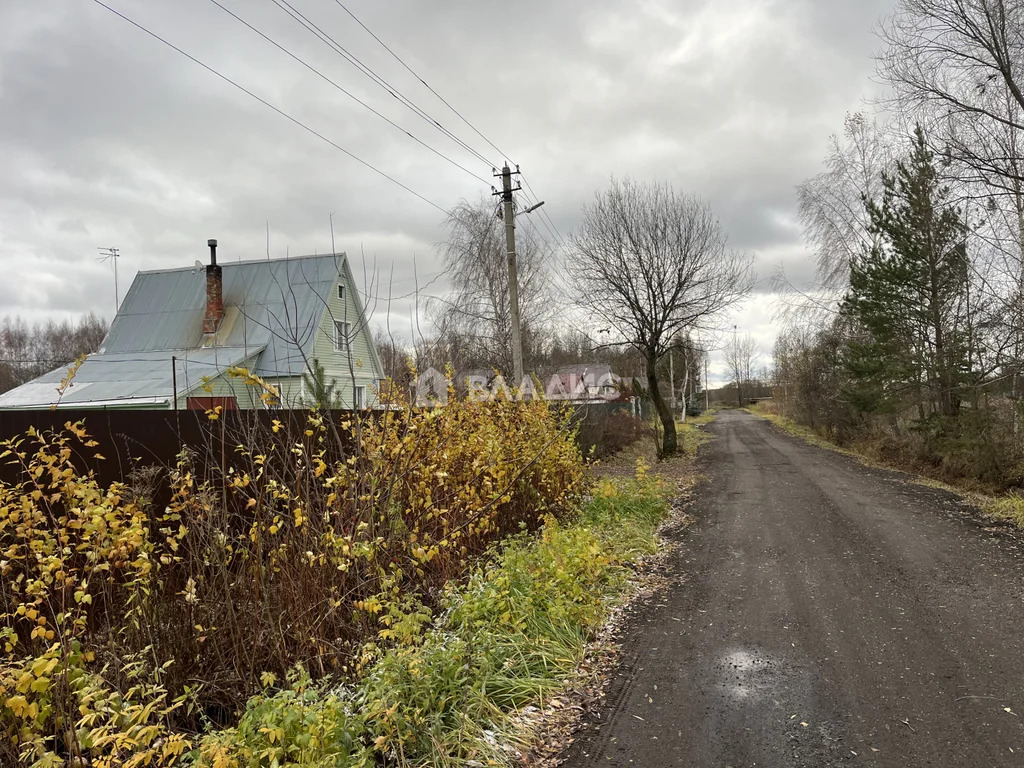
335 320 350 351
353 385 365 410
337 284 345 301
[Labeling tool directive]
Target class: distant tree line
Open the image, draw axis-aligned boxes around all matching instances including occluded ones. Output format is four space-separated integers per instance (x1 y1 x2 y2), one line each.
775 0 1024 489
0 314 108 395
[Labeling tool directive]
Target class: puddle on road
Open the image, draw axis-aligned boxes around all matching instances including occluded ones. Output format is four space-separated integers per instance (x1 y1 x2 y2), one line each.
717 648 780 701
703 648 847 765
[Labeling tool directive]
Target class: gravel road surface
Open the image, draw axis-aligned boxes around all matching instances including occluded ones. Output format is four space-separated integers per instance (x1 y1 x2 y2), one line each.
560 410 1024 767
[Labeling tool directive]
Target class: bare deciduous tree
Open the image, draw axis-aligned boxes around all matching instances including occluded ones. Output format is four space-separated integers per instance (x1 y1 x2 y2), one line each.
372 329 412 383
878 0 1024 393
878 0 1024 153
569 178 752 456
431 197 550 377
878 0 1024 201
0 313 108 394
796 112 892 292
725 333 759 406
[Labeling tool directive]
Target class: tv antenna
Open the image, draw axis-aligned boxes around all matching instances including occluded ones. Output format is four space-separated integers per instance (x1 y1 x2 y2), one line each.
97 247 121 315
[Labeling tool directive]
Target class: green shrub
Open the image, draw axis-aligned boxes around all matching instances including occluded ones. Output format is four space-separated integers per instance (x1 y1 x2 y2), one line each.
198 667 370 768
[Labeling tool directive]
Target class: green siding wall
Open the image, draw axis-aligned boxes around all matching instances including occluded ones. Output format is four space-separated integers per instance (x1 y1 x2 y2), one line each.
179 259 383 411
310 272 382 409
183 354 270 408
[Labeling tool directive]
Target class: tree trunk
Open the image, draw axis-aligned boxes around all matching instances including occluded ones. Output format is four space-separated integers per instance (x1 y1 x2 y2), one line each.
647 362 677 457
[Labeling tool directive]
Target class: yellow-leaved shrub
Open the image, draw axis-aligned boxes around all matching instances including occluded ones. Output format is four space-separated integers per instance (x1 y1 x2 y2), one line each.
0 393 584 765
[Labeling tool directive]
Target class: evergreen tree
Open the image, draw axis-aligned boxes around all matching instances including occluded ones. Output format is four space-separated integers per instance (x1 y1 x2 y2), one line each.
301 358 340 408
842 126 971 421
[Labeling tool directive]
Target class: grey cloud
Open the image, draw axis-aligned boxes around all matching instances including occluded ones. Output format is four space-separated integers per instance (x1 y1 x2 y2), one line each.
1 0 897 369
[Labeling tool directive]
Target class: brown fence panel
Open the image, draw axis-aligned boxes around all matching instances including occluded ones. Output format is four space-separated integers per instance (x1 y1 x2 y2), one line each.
0 408 357 488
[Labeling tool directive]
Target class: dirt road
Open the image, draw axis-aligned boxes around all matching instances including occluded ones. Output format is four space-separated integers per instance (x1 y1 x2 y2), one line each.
560 410 1024 767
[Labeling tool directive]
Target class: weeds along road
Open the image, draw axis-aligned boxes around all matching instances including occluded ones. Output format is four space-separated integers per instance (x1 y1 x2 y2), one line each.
560 410 1024 767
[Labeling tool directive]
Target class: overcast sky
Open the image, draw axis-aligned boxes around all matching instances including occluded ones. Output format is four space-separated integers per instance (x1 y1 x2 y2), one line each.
0 0 896 384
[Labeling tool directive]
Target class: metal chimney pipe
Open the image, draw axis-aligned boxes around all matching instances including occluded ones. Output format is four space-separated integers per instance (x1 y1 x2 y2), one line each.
208 238 218 267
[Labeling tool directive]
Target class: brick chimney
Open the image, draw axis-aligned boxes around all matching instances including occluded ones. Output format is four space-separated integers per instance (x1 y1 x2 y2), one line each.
203 239 224 334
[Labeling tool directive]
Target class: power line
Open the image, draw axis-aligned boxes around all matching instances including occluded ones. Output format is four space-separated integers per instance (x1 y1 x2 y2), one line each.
515 211 577 303
323 1 576 261
203 0 491 186
331 0 512 165
89 0 448 214
519 176 571 252
270 0 500 171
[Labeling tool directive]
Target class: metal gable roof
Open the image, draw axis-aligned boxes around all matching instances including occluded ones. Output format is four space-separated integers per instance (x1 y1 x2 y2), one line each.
102 253 344 377
0 254 357 410
0 347 258 409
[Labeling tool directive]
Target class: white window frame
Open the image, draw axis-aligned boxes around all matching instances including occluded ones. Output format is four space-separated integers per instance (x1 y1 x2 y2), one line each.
334 320 350 352
353 385 365 410
337 284 345 301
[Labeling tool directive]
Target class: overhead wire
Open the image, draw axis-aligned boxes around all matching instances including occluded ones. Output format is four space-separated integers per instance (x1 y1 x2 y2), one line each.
316 0 576 272
204 0 492 186
330 0 512 165
518 175 572 252
95 0 580 342
89 0 449 214
269 0 501 171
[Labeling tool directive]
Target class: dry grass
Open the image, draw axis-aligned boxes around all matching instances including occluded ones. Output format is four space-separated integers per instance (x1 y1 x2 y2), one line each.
683 408 719 427
591 412 715 496
745 404 851 454
981 494 1024 528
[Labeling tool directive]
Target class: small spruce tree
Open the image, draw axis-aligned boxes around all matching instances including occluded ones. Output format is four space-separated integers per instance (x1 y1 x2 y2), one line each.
301 358 340 409
842 125 971 422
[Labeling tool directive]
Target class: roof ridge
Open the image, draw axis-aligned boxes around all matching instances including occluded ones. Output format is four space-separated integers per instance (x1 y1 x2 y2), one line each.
137 252 346 275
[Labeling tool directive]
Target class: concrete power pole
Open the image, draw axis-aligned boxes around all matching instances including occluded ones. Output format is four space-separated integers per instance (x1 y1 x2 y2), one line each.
496 164 524 385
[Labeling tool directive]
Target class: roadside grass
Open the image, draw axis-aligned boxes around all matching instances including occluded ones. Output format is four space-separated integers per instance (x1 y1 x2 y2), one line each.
745 404 1024 533
596 409 717 481
744 405 854 455
979 493 1024 528
685 408 719 426
197 462 673 768
677 418 712 458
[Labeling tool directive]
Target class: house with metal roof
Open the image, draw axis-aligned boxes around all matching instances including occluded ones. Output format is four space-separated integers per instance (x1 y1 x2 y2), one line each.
0 242 384 410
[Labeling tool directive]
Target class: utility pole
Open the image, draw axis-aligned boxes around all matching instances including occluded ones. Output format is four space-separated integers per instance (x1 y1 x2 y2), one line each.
97 247 121 315
495 164 524 386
